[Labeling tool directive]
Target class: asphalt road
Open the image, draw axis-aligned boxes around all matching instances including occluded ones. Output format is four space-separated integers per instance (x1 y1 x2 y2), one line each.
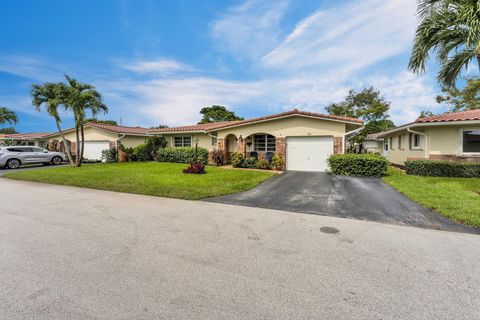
207 171 478 234
1 179 479 319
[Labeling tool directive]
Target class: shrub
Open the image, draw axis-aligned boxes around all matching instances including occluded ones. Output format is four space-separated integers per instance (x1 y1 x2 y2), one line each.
156 147 208 164
209 149 226 166
230 152 244 168
271 154 285 170
123 146 137 161
242 157 257 168
145 136 167 159
101 147 118 163
405 160 480 178
133 144 151 162
256 159 271 170
183 161 206 174
328 154 387 176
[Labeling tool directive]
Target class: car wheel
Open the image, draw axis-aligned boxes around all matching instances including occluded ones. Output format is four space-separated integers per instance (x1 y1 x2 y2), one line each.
6 159 21 169
51 156 63 165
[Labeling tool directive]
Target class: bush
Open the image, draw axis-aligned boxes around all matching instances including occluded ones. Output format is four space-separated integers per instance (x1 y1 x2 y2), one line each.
230 152 244 168
145 136 167 158
209 149 226 166
328 154 387 176
405 160 480 178
101 147 118 163
271 154 285 170
256 159 271 170
156 147 209 164
133 144 151 162
183 161 206 174
242 157 257 168
123 146 137 161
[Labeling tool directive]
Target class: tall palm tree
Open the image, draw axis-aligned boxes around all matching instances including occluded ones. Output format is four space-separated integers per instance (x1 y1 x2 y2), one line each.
408 0 480 87
32 83 75 165
62 75 108 166
0 107 18 126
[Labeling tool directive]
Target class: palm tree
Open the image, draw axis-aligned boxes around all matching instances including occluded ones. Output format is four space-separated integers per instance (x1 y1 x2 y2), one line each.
62 75 108 166
0 107 18 126
408 0 480 87
32 83 75 165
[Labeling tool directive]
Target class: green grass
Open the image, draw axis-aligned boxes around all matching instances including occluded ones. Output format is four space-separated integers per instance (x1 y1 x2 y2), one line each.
4 162 275 200
383 166 480 227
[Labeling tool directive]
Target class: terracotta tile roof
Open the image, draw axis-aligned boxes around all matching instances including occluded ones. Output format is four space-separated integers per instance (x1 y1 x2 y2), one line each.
2 132 51 140
415 109 480 123
148 121 239 133
149 109 362 134
85 122 149 135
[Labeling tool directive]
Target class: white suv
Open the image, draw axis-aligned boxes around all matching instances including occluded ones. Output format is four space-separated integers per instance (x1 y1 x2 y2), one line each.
0 146 65 169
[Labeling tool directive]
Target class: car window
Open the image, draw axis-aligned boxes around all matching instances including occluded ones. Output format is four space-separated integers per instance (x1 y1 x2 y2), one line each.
7 148 29 152
32 147 46 152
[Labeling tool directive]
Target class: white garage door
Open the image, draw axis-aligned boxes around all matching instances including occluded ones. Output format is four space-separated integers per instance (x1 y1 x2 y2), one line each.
83 141 111 160
286 136 334 172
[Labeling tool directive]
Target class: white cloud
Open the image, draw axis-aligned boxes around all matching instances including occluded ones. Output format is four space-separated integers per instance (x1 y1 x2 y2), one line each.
263 0 417 74
211 0 290 59
122 58 193 75
0 55 67 82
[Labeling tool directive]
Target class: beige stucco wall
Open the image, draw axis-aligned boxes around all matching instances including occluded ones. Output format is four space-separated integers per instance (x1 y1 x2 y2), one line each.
160 133 215 150
120 135 148 148
363 140 382 154
427 126 461 155
216 116 348 139
48 127 118 142
381 129 427 165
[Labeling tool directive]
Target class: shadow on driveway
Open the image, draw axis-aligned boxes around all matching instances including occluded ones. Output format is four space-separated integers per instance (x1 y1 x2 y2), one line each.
205 171 479 234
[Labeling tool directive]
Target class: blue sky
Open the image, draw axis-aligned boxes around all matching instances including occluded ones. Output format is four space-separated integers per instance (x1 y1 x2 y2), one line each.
0 0 469 133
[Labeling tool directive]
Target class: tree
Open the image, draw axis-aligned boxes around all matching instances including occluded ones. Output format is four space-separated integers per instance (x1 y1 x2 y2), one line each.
326 87 391 122
418 110 435 118
198 105 243 124
149 124 169 129
408 0 480 88
32 82 75 165
62 75 108 167
0 107 18 126
84 118 117 125
0 127 17 134
435 78 480 111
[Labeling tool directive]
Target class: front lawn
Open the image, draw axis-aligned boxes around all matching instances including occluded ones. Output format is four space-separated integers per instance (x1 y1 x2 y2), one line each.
383 166 480 228
4 162 275 200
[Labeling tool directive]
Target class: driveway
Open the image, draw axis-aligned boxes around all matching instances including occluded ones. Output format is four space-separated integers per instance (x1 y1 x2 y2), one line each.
0 163 67 176
0 179 479 320
206 171 478 234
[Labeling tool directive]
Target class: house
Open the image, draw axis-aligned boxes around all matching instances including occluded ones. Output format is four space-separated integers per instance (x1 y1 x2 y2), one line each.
47 122 150 160
149 109 363 171
376 109 480 165
0 132 51 147
362 132 384 154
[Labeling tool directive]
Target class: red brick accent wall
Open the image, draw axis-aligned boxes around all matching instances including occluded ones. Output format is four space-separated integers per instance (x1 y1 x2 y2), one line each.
237 136 246 155
275 137 286 157
217 138 225 153
333 137 343 155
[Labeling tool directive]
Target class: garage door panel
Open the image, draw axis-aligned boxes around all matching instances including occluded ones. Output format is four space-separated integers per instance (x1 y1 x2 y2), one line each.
83 141 111 160
286 136 333 172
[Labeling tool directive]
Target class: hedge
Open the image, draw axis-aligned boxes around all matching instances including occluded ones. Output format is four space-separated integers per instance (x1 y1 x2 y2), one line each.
405 160 480 178
328 154 388 177
156 147 209 164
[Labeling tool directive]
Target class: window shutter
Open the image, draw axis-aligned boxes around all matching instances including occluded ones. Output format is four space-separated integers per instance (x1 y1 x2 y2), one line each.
408 133 412 150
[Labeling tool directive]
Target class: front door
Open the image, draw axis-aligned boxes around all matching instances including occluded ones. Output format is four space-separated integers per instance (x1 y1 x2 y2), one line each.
382 139 389 156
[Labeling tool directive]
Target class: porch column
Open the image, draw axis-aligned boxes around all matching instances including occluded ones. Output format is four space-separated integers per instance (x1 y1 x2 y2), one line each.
237 136 246 155
217 138 227 155
275 137 286 157
333 137 343 155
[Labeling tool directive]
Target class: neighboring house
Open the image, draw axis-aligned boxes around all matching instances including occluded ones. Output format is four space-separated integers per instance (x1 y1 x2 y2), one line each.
150 109 363 171
0 132 50 147
47 122 150 160
362 132 383 154
376 109 480 165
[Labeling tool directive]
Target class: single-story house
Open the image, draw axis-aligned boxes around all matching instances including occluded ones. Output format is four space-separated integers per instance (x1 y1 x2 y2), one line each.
47 122 150 160
375 109 480 165
150 109 363 171
0 132 50 147
362 132 383 154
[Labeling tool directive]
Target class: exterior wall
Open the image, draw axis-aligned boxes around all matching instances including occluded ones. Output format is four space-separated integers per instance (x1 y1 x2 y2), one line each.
48 127 118 143
363 140 381 154
161 132 215 150
381 129 427 165
215 116 347 140
120 135 148 148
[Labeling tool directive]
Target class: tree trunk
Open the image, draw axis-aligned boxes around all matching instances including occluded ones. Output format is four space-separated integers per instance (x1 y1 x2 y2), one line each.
80 124 85 164
477 54 480 74
55 120 75 166
74 123 81 167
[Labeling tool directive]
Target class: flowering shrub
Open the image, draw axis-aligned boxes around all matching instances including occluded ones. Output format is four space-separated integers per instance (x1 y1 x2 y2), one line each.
183 161 206 174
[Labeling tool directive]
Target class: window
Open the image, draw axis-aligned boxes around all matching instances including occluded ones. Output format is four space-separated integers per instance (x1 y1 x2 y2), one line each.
210 133 217 146
254 134 275 152
398 135 402 149
7 148 31 152
389 137 394 150
384 138 389 151
463 129 480 153
411 133 421 149
174 136 191 147
32 147 46 152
